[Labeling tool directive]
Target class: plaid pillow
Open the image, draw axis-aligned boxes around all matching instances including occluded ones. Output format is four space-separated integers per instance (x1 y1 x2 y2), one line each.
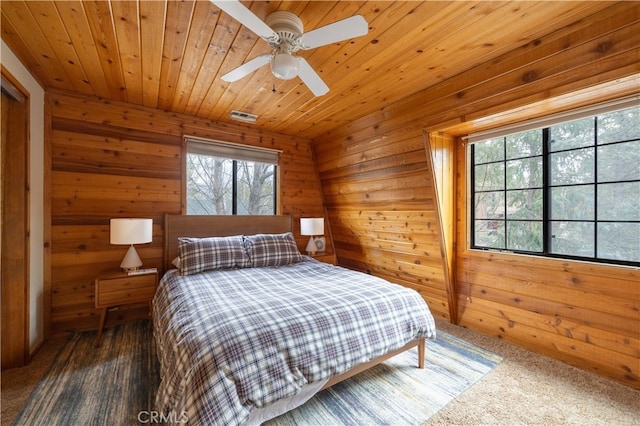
244 232 303 267
177 235 251 275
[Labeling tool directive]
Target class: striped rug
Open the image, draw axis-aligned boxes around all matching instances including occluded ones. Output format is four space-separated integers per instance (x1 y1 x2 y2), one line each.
268 332 502 425
15 320 501 426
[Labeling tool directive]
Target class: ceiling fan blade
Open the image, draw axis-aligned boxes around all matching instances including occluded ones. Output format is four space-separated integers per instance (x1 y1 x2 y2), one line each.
300 15 368 50
210 0 278 43
297 57 329 96
221 53 273 82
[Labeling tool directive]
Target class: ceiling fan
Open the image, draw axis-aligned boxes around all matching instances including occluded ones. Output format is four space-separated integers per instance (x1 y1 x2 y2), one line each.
211 0 369 96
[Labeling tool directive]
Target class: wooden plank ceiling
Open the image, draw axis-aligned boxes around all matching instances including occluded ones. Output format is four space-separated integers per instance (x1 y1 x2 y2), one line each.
1 1 617 139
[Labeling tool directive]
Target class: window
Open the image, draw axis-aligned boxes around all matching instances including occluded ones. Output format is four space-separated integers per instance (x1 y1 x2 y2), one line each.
185 138 279 215
471 104 640 266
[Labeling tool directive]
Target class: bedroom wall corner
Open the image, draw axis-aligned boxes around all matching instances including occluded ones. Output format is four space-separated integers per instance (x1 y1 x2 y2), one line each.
424 131 457 324
312 124 452 322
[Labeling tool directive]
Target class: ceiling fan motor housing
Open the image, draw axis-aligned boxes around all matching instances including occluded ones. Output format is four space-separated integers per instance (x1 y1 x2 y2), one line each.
266 11 304 51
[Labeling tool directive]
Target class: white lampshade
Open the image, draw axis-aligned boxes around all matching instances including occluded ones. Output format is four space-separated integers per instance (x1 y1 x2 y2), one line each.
110 218 152 271
300 218 324 236
271 53 299 80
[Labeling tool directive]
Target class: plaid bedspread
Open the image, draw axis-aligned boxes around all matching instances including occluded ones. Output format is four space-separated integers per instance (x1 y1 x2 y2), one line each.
152 257 436 425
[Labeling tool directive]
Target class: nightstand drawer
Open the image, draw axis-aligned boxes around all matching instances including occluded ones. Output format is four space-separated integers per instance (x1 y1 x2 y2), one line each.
96 285 156 307
95 273 157 308
97 274 156 292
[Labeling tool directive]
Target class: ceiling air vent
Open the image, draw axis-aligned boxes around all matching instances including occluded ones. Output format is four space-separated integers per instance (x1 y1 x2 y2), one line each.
230 110 258 123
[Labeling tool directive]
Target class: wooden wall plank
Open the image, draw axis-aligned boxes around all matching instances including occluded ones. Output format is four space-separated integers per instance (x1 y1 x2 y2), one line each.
312 5 640 388
46 90 327 335
457 301 639 383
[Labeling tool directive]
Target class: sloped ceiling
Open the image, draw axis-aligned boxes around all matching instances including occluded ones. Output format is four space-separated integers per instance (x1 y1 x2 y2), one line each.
1 1 617 139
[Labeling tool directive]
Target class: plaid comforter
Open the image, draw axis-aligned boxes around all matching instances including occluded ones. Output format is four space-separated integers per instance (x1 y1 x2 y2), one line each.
152 257 436 425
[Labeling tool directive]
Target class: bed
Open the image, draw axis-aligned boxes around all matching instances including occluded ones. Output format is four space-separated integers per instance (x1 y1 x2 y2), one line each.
153 214 436 425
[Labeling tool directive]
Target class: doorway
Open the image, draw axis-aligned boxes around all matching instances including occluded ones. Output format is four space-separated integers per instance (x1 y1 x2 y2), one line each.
1 69 30 369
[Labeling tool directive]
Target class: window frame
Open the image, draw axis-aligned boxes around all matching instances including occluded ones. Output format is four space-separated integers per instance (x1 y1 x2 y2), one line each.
469 104 640 267
184 137 281 216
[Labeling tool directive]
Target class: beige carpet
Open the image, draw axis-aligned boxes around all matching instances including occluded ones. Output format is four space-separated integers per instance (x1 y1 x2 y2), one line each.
2 319 638 425
426 320 640 426
1 335 66 424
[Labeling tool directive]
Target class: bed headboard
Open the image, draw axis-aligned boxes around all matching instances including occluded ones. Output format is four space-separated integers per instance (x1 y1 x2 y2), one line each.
163 214 293 271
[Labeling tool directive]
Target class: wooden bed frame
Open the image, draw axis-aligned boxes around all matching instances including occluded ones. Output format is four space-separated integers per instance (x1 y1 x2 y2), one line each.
162 213 425 391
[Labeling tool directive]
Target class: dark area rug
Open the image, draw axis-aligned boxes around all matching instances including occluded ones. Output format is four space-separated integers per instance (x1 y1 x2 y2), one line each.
15 321 501 425
15 320 159 426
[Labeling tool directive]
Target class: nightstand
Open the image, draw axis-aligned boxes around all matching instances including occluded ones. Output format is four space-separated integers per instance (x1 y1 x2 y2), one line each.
310 252 337 265
94 270 158 347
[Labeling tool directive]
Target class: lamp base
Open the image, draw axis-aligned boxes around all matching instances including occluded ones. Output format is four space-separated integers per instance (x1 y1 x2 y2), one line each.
305 236 317 255
120 245 143 272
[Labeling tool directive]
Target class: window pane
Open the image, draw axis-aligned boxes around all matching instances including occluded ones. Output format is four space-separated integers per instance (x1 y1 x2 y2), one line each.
475 192 504 219
597 107 640 144
474 138 504 163
471 104 640 265
550 186 594 220
507 221 543 252
550 221 594 257
507 189 543 220
236 161 275 214
549 117 594 151
475 220 505 249
598 182 640 221
186 154 233 214
597 141 640 182
549 148 594 185
474 162 504 191
506 130 543 159
506 157 542 189
598 223 640 262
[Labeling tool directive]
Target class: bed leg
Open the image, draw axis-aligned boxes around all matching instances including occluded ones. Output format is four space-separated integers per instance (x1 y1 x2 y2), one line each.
418 339 425 369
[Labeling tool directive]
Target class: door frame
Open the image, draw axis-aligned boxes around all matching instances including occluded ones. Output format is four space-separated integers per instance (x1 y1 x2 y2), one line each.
1 66 30 369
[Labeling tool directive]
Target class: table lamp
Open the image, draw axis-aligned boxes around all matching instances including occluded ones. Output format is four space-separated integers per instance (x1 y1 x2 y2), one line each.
300 217 324 255
110 218 153 271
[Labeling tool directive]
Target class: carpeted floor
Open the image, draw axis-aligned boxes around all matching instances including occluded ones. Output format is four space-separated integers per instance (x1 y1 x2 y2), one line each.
426 321 640 426
3 319 639 425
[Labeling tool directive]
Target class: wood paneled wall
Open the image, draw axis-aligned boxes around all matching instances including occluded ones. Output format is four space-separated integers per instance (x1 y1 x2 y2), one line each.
314 124 451 320
454 144 640 385
46 90 327 336
312 3 639 388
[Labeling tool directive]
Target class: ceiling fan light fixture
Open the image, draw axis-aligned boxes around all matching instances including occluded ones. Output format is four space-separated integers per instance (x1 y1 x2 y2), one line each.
271 53 299 80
